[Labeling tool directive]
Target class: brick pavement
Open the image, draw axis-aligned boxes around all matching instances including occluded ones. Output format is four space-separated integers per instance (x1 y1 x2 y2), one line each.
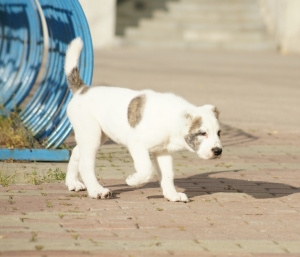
1 129 300 256
1 49 300 256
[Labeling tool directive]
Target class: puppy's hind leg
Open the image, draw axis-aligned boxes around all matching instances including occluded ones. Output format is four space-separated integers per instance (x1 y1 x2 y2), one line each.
126 143 154 187
154 152 189 202
76 120 111 199
66 145 86 191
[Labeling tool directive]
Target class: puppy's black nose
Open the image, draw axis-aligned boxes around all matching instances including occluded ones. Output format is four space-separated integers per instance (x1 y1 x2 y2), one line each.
212 147 222 156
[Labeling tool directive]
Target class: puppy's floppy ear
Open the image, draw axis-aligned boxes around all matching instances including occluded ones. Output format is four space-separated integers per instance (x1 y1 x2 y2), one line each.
183 110 202 133
203 104 220 119
184 112 193 120
183 109 197 120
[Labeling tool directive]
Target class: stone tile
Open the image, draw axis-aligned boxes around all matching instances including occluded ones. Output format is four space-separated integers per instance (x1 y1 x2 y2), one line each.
1 48 300 256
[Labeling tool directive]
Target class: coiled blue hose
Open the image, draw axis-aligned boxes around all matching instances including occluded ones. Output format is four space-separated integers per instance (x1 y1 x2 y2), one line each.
0 0 93 150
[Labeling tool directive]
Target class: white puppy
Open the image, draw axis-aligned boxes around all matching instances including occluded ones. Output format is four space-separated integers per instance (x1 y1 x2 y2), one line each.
64 38 222 202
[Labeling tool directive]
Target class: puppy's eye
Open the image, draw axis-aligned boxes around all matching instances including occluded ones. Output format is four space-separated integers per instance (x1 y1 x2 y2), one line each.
218 130 221 137
197 132 207 137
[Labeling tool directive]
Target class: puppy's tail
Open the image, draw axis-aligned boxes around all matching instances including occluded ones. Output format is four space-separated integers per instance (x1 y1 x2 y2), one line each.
64 37 86 93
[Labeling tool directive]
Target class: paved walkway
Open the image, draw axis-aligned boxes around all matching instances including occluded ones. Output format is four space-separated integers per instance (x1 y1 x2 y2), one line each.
1 49 300 256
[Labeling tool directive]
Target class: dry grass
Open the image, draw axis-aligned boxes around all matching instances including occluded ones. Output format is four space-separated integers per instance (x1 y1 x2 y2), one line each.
0 113 39 149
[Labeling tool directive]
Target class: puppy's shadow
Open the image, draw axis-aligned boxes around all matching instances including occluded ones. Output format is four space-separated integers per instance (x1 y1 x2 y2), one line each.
175 170 300 199
110 170 300 200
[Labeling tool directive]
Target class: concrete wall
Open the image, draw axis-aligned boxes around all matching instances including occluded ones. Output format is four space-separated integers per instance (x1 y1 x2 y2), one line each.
78 0 116 49
78 0 300 53
260 0 300 53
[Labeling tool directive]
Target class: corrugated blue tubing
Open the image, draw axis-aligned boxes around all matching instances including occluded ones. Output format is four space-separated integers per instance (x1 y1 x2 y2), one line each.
0 0 93 149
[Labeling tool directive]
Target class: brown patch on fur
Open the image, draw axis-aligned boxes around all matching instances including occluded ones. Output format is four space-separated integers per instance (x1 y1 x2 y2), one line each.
67 67 85 93
189 116 202 133
80 85 104 95
128 94 146 128
184 116 202 151
80 86 90 94
185 133 200 151
213 107 220 119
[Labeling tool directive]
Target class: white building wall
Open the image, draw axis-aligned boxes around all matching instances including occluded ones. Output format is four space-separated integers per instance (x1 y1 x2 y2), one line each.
78 0 300 53
78 0 116 49
260 0 300 53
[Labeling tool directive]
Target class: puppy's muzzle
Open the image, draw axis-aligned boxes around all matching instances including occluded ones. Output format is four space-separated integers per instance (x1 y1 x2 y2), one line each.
212 147 222 157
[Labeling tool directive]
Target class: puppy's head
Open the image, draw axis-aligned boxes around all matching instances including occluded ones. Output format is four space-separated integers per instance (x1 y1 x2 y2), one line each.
184 105 222 160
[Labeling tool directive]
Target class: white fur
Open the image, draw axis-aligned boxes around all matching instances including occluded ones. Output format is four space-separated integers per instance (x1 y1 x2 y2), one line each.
65 38 222 202
64 37 83 76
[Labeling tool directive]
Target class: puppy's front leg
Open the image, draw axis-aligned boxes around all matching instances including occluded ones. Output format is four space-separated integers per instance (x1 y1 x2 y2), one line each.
154 152 189 202
126 144 154 187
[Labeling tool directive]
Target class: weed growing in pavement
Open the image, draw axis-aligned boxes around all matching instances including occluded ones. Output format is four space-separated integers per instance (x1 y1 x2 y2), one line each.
69 193 88 198
0 167 66 187
178 226 186 231
59 202 72 206
0 170 18 187
72 234 79 240
25 168 66 185
20 217 28 222
43 168 66 182
8 199 15 204
35 245 44 251
46 200 52 208
30 232 38 242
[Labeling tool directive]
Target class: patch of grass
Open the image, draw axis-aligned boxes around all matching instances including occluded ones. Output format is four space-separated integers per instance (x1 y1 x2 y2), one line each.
69 193 88 198
25 168 66 185
30 232 38 242
46 200 52 208
43 168 66 182
215 163 232 168
178 226 186 231
8 199 15 204
0 111 70 150
0 171 18 187
35 245 44 251
0 112 39 149
0 163 66 188
72 234 79 240
29 171 40 185
59 202 72 206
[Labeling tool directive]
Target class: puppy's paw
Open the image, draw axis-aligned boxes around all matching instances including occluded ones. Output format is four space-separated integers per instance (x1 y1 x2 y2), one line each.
88 187 113 199
126 174 149 187
164 192 190 203
66 180 86 192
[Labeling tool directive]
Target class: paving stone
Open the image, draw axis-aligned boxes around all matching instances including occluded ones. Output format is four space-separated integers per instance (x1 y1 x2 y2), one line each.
1 49 300 256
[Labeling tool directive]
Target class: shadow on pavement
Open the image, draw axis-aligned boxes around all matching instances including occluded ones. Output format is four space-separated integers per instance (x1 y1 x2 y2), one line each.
110 170 300 200
221 123 259 147
178 170 300 200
